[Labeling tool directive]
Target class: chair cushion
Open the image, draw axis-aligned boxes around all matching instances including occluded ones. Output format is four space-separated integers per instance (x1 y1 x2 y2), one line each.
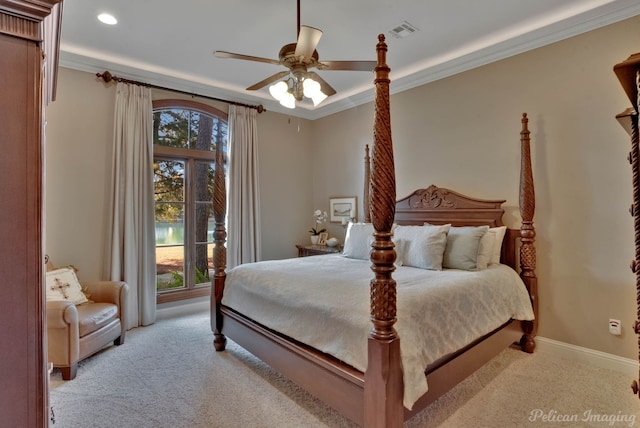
76 302 119 338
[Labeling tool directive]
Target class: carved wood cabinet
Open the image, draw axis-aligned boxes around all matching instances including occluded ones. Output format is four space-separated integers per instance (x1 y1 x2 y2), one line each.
0 1 62 426
613 53 640 398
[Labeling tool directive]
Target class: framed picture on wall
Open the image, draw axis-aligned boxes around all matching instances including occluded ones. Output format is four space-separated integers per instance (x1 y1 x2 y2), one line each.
329 196 357 223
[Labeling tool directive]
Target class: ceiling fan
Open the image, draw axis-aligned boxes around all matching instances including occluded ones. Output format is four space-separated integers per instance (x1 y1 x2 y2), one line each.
214 0 377 108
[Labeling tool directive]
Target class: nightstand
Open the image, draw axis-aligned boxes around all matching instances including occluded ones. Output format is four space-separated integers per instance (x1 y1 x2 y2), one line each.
296 244 343 257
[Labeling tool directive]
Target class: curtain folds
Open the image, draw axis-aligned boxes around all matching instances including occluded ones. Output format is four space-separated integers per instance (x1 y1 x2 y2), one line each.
227 105 262 268
104 83 156 329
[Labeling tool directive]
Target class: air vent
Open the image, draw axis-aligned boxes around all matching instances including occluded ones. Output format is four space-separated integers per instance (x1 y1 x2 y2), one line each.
388 21 419 39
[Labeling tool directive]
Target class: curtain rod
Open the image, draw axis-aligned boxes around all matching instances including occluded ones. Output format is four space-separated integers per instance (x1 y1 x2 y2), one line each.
96 70 265 113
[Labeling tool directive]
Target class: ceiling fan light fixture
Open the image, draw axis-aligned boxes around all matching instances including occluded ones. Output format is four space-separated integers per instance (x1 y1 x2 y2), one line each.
269 80 289 101
279 92 296 109
215 0 377 110
311 91 328 107
303 78 321 98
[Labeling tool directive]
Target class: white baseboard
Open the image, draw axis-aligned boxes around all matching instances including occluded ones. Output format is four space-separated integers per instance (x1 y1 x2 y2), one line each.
537 336 638 377
156 296 209 320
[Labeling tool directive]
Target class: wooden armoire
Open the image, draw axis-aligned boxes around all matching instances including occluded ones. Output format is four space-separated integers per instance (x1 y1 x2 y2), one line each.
0 1 62 426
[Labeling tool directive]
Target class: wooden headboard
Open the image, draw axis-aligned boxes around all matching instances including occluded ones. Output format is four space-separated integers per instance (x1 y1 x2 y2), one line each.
393 184 519 270
395 185 505 227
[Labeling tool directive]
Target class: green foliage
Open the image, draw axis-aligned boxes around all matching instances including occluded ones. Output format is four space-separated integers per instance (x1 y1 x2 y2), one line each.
309 227 327 235
164 271 185 289
157 267 210 290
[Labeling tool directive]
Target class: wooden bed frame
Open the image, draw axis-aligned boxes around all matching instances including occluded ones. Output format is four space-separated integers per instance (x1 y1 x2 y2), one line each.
210 35 538 427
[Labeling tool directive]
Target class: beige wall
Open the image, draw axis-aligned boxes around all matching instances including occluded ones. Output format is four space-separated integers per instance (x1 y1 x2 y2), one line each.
45 70 115 280
310 15 640 359
46 15 640 359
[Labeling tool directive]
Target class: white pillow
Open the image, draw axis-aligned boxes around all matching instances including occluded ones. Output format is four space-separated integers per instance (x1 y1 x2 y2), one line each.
45 267 88 305
443 225 489 270
393 238 406 267
476 231 495 270
342 222 375 260
489 226 507 265
394 224 451 270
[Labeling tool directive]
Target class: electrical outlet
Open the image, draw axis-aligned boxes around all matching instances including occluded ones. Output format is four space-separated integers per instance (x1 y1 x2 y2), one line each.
609 319 621 336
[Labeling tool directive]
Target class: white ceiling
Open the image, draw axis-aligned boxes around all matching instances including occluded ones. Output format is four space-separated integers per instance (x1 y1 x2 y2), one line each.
59 0 640 120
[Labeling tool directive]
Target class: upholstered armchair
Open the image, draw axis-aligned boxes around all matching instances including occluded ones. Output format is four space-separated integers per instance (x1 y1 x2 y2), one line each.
46 260 128 380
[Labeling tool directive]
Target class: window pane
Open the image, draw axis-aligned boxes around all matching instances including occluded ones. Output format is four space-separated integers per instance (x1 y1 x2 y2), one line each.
153 109 190 148
154 160 184 203
155 158 185 291
155 216 185 291
156 244 185 291
194 159 214 286
191 112 215 152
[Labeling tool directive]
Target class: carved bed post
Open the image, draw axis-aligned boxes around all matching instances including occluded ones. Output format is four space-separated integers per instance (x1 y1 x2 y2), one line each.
364 144 371 222
212 133 227 351
518 113 538 353
364 34 403 428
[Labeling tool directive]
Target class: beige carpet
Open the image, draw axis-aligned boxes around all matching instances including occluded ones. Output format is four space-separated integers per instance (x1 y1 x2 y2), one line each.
50 311 640 427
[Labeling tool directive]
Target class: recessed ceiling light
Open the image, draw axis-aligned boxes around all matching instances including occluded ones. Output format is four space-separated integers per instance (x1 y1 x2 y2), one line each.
97 13 117 25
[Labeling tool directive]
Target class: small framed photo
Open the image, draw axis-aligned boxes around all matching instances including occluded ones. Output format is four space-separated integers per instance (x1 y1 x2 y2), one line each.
329 196 357 223
317 232 329 246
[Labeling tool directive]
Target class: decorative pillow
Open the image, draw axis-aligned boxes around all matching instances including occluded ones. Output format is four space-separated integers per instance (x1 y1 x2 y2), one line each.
476 230 495 270
394 224 451 270
45 267 88 305
442 225 489 270
393 238 406 267
342 222 375 260
489 226 507 265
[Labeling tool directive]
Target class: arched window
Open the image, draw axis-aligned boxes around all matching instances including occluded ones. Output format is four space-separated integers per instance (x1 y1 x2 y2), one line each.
152 100 228 303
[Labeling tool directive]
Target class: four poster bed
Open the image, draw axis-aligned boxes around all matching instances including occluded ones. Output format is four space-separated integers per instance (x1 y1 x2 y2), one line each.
210 35 538 427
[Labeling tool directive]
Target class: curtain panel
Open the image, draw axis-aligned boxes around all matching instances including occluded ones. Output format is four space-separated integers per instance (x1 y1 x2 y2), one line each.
227 105 262 268
104 83 156 328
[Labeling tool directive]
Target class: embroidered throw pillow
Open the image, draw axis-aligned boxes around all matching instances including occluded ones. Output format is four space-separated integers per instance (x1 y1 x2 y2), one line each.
45 267 88 305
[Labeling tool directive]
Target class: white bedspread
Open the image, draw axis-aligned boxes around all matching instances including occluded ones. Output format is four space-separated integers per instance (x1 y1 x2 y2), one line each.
221 254 534 409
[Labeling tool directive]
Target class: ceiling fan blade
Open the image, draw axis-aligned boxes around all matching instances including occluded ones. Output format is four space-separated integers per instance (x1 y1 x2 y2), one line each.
246 71 290 91
307 72 336 96
317 60 377 72
214 51 281 66
294 25 323 58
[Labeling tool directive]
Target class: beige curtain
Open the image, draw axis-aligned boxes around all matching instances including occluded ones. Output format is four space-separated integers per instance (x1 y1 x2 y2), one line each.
104 82 156 328
227 105 262 268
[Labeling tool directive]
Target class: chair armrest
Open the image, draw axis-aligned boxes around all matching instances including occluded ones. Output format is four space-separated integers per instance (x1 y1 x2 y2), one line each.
46 300 78 328
82 281 128 307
